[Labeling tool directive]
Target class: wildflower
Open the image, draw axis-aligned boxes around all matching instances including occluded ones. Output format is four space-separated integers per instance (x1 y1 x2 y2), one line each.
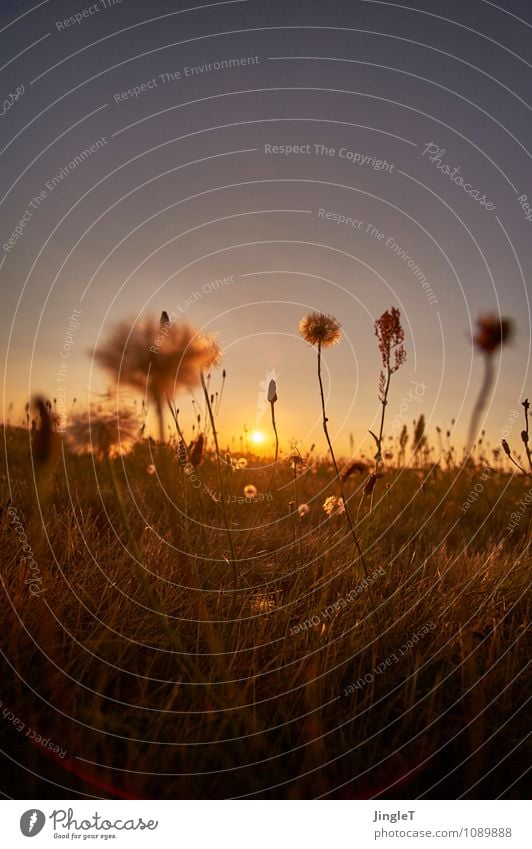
323 495 345 516
468 314 514 449
147 463 156 475
237 457 248 469
298 503 311 517
299 312 342 348
93 316 222 404
375 307 406 372
244 484 258 499
473 314 513 353
288 453 306 471
66 404 139 460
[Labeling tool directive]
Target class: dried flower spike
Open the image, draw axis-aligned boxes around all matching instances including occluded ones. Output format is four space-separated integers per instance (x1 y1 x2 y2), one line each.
374 306 406 375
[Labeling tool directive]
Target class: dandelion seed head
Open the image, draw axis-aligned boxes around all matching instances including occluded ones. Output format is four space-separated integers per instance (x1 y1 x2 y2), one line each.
244 484 258 498
92 316 223 404
66 404 139 460
298 503 311 517
299 312 342 347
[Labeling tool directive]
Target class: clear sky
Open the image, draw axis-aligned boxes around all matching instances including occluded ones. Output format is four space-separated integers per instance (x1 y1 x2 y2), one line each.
1 0 531 457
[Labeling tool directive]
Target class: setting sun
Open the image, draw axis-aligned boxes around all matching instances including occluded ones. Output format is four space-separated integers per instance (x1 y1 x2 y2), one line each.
250 430 265 445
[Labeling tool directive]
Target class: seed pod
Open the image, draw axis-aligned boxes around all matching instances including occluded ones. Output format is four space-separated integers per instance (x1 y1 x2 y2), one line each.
364 473 382 496
267 379 277 403
189 433 204 467
31 396 54 466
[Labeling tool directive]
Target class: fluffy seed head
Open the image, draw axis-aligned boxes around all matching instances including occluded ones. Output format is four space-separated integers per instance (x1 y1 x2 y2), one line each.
66 404 139 460
92 316 223 404
473 314 513 354
299 312 342 347
322 495 345 516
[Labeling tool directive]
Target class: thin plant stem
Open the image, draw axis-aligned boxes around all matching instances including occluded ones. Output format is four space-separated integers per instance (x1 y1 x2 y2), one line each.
292 465 303 569
521 400 532 472
267 398 279 491
200 371 238 617
316 343 381 630
467 353 494 452
155 396 165 444
369 366 391 517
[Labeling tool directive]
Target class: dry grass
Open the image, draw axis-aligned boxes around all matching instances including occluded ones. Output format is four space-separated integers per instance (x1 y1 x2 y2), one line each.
0 423 529 799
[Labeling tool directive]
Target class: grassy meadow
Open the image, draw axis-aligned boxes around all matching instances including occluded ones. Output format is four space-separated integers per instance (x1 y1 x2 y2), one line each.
0 403 529 799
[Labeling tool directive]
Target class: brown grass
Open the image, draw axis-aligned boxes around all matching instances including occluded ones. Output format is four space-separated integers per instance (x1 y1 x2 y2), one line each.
0 423 529 799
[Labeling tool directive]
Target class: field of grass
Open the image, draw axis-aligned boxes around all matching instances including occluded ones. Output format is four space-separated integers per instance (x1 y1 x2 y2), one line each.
1 421 529 799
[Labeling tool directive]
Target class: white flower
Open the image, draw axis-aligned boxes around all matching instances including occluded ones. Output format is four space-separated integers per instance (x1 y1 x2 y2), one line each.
323 495 345 516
